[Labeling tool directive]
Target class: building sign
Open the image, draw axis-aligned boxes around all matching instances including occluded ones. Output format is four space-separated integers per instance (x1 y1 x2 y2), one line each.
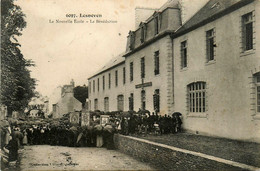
81 112 90 126
135 82 152 89
70 112 80 125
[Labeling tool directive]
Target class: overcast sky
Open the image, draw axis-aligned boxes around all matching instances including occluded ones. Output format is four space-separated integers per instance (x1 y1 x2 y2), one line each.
16 0 167 97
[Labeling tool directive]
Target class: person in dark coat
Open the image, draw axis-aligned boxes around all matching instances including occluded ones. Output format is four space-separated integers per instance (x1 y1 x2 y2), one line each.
11 128 23 148
103 121 116 150
175 114 182 133
7 137 19 162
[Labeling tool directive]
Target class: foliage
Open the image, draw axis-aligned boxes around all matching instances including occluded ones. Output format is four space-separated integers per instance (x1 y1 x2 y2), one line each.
73 85 88 105
1 0 36 115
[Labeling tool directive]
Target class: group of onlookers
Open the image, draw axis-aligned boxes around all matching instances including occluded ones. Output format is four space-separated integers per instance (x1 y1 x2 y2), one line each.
117 112 182 136
0 111 182 168
0 120 116 168
23 123 116 149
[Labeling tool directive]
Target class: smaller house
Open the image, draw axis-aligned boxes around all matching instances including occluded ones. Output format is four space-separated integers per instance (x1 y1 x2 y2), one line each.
52 80 82 118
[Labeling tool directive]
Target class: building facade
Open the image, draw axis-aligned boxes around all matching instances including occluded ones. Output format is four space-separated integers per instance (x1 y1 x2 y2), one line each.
88 54 126 112
173 0 260 142
88 0 181 114
88 0 260 142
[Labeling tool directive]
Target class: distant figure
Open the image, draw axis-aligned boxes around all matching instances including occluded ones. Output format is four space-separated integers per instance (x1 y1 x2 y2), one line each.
172 112 182 133
22 130 28 145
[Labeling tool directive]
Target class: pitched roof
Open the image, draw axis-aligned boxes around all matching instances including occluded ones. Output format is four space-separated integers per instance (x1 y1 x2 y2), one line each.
88 53 125 79
175 0 254 37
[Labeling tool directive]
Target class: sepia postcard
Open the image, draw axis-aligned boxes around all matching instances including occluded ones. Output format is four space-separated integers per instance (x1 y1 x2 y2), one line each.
1 0 260 170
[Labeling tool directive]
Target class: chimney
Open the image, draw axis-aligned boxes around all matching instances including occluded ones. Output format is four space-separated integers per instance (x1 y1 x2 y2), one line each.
135 7 158 29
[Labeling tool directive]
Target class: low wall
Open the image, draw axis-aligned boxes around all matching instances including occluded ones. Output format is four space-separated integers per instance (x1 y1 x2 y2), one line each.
113 134 242 170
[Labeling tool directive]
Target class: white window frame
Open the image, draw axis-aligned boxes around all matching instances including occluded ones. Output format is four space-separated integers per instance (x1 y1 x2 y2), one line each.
188 82 206 113
242 12 253 51
206 28 216 62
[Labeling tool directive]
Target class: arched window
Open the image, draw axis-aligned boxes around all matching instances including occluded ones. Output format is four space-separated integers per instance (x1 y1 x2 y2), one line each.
187 82 206 113
254 72 260 113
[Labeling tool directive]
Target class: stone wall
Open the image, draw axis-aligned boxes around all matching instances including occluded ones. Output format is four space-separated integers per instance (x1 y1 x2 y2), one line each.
113 134 241 170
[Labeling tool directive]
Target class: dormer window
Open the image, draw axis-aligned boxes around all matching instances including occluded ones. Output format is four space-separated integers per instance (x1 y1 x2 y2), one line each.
129 31 135 50
140 22 147 43
154 16 159 35
153 12 161 35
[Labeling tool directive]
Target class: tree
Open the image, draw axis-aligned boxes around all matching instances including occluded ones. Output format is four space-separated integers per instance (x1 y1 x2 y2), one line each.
73 85 88 106
1 0 36 116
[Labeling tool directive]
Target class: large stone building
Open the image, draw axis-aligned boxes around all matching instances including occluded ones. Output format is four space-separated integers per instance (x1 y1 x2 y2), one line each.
88 0 260 142
172 0 260 142
88 0 182 114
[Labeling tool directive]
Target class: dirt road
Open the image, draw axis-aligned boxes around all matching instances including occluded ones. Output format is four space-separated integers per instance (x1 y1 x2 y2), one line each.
19 145 154 170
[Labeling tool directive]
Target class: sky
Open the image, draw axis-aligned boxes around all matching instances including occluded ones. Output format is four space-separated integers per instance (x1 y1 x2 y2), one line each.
15 0 168 97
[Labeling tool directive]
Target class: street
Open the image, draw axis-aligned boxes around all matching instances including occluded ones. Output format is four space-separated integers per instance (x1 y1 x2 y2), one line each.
18 145 154 170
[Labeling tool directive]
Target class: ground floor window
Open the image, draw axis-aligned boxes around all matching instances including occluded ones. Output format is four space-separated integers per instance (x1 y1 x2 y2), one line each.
104 97 109 112
129 93 134 111
254 72 260 113
117 95 124 111
188 82 206 113
94 99 98 111
153 89 160 113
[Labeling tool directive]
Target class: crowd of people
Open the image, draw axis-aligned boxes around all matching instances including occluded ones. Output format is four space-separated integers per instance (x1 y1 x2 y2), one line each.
0 118 116 167
116 112 182 136
22 124 115 148
0 111 182 167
